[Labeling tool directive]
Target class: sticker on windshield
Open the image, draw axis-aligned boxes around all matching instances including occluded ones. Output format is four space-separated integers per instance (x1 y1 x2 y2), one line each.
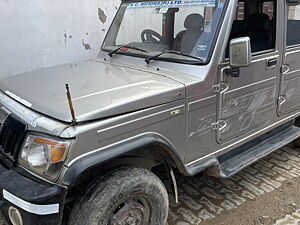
154 7 168 14
128 0 216 9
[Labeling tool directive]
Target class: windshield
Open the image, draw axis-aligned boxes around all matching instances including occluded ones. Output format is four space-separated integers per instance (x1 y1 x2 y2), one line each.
102 0 226 64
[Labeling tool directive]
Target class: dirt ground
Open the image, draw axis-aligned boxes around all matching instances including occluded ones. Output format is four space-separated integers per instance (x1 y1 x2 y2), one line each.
1 144 300 225
181 174 300 225
168 144 300 225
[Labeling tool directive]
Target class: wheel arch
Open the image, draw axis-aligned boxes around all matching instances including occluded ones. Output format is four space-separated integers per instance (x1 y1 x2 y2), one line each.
61 133 187 187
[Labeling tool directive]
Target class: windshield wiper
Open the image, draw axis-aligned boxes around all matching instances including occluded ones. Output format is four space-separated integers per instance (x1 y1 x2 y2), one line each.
108 45 149 57
145 50 203 64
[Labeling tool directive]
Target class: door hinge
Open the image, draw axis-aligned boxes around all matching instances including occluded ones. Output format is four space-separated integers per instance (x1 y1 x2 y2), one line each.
212 83 227 93
212 84 221 93
211 120 227 131
278 96 286 106
280 65 289 74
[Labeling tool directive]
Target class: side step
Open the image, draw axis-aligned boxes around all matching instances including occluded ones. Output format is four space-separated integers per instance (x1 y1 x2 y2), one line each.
209 125 300 178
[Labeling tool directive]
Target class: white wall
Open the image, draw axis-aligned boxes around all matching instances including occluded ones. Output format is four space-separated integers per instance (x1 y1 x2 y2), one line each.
0 0 121 78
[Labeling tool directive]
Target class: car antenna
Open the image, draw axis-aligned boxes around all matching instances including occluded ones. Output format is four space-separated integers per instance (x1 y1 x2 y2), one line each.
65 84 77 126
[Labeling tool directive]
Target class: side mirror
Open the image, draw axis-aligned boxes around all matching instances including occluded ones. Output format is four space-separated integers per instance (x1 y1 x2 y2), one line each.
229 37 252 68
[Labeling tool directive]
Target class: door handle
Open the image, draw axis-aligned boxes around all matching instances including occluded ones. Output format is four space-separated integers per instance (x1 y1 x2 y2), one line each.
267 58 277 69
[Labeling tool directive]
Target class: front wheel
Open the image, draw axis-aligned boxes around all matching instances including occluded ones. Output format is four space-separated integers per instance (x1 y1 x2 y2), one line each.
69 167 169 225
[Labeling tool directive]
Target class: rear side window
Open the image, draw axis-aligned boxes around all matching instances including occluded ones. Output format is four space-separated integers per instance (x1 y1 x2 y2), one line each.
287 5 300 47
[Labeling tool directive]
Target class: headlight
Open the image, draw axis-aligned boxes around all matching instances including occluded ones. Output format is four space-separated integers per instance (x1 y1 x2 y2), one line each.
18 134 72 181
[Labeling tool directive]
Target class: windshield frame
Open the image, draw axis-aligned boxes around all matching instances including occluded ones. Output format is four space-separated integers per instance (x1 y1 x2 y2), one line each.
101 0 229 66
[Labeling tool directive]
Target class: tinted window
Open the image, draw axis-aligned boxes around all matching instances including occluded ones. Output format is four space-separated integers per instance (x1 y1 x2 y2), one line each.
235 2 245 20
262 1 274 20
287 5 300 47
227 1 276 54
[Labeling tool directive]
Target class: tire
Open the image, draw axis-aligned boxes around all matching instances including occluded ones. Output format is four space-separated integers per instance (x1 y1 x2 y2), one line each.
68 167 169 225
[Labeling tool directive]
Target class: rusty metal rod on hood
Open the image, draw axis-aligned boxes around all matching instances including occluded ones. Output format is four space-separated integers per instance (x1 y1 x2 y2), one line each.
65 84 77 126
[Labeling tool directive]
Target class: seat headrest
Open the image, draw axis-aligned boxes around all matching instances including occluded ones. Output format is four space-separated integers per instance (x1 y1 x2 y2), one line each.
184 14 204 31
246 13 271 32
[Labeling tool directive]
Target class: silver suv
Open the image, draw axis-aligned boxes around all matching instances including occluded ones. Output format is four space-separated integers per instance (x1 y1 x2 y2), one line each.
0 0 300 224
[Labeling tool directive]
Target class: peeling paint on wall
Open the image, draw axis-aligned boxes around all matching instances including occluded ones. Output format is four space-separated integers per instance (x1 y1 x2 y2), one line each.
98 8 107 24
64 33 68 44
82 39 91 50
64 32 73 44
0 0 121 78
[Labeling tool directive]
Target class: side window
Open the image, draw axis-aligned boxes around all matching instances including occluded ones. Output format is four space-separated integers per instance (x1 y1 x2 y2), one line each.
235 2 245 20
246 1 275 53
287 5 300 47
204 7 213 32
225 2 246 58
226 0 276 56
230 2 246 39
262 1 274 20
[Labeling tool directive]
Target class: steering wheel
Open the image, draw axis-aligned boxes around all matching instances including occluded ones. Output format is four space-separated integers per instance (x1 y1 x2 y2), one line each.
141 29 163 44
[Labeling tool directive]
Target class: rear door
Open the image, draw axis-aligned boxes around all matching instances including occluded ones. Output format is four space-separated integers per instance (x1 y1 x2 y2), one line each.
278 2 300 116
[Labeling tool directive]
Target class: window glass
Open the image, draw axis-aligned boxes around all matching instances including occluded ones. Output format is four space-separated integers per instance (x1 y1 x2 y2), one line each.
262 1 274 20
235 2 245 20
204 7 213 32
227 0 276 54
287 5 300 47
103 0 227 64
174 7 205 36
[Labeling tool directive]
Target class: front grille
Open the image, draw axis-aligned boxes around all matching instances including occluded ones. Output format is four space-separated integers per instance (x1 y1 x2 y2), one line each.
0 115 27 162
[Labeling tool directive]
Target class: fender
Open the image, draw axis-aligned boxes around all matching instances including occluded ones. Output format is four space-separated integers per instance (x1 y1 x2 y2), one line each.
62 133 187 186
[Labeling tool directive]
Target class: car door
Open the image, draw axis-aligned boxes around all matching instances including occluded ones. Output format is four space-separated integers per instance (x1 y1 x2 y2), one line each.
215 1 281 143
278 1 300 116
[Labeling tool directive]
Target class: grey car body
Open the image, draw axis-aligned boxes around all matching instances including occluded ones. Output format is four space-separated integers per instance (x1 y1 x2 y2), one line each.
1 0 300 224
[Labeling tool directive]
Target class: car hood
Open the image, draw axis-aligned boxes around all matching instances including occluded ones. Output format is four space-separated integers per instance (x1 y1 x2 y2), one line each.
0 60 185 122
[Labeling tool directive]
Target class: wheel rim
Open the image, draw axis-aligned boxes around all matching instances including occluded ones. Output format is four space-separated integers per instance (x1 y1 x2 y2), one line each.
108 198 151 225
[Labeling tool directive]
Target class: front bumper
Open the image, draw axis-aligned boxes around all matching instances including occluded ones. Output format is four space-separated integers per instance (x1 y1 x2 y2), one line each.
0 164 67 225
